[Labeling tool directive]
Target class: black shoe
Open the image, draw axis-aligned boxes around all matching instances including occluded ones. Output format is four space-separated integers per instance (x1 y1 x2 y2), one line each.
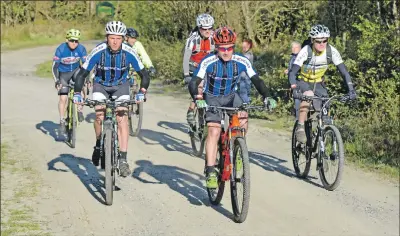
118 159 131 177
92 147 100 166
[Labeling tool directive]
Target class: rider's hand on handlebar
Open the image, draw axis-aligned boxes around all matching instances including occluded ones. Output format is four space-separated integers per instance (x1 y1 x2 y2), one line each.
264 97 277 111
195 96 207 109
184 76 192 85
55 80 61 90
73 92 83 104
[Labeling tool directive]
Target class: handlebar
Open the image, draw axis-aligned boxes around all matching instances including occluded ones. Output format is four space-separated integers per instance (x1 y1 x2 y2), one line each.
293 91 350 103
206 104 265 113
83 98 137 108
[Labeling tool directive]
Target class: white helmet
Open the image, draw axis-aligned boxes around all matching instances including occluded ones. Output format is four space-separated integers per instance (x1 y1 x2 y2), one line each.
309 24 330 38
196 14 214 29
105 21 127 36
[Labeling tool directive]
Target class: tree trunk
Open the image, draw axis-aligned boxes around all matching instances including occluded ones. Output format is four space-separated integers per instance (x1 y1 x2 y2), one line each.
90 1 96 16
114 1 120 19
393 0 399 33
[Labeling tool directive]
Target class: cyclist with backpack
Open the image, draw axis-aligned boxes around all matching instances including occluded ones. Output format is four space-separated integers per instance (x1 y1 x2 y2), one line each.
289 24 357 143
182 13 215 127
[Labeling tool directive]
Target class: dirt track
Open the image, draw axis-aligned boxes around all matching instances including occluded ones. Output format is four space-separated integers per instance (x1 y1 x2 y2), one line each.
1 43 399 236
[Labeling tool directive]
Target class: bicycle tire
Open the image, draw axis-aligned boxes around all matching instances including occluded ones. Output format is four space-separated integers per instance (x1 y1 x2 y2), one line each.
103 126 114 205
230 137 250 223
128 90 143 137
190 107 206 157
291 120 311 178
69 103 77 148
319 125 345 191
207 144 225 205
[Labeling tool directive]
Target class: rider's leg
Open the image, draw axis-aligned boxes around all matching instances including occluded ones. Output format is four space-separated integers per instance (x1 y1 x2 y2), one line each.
296 90 313 143
114 83 131 177
91 83 108 166
205 122 221 188
58 76 69 134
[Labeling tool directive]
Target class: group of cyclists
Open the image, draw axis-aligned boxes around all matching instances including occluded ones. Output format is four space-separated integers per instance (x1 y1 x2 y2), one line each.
52 13 357 190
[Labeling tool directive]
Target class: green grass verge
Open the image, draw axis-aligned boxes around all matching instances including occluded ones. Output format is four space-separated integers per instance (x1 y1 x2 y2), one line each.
1 143 49 236
35 60 53 79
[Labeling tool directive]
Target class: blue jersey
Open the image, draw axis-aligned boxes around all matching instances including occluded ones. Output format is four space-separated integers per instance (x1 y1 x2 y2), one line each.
82 42 144 86
53 43 87 73
193 53 257 96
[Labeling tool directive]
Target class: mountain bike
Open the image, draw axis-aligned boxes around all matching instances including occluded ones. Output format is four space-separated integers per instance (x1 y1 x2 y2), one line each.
128 83 144 137
205 104 264 223
65 81 90 148
84 97 136 205
291 93 350 191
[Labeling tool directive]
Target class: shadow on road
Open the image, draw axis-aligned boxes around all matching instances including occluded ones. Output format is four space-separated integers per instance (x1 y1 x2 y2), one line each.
35 120 65 142
132 160 234 220
85 112 96 124
249 151 322 188
137 129 193 156
47 154 111 205
157 121 188 135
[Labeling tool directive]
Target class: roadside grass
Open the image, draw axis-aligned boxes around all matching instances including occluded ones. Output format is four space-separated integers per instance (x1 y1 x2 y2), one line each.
0 143 50 236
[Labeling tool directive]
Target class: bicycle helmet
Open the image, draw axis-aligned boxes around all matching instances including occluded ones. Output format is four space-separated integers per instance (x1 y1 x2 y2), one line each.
196 13 214 29
126 28 139 38
105 21 127 36
66 29 81 40
309 24 330 38
213 26 237 45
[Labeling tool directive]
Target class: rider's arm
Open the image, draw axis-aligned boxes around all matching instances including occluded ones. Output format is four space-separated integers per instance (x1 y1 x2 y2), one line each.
239 55 271 99
134 41 153 68
183 37 195 76
289 46 308 85
330 46 355 92
124 44 150 91
79 44 88 64
52 62 60 82
74 44 105 92
136 69 150 91
337 64 354 91
52 46 62 82
189 76 203 99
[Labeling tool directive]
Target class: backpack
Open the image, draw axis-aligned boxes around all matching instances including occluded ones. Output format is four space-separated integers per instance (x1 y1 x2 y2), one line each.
304 43 332 66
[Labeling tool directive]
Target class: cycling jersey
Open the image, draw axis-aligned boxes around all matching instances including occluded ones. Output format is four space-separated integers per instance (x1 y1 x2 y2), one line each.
131 41 153 68
82 42 145 86
193 53 257 96
183 31 215 76
53 43 87 73
293 44 343 83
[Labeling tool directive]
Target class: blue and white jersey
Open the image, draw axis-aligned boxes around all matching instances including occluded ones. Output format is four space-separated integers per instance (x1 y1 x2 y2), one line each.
82 42 144 86
53 43 87 72
193 53 257 96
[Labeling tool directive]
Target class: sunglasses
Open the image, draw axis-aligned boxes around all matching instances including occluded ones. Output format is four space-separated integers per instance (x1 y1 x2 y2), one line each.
68 39 79 43
200 28 213 31
217 46 235 52
314 39 328 44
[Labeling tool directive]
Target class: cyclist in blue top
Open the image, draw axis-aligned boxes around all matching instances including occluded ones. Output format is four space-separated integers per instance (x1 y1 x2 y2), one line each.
188 26 276 188
52 29 87 134
72 21 150 177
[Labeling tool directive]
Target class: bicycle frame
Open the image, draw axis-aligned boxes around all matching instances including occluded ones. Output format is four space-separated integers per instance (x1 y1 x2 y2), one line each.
67 86 79 128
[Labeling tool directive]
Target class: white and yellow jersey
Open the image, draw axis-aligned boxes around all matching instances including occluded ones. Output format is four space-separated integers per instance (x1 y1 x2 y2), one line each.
294 45 343 82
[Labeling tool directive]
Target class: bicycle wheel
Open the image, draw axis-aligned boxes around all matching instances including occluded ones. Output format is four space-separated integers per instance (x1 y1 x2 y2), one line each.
103 125 115 205
207 143 225 205
190 107 206 157
319 125 345 191
291 120 311 178
128 89 143 137
230 137 250 223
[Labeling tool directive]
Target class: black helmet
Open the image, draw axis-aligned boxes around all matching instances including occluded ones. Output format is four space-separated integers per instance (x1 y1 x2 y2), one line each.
126 28 139 38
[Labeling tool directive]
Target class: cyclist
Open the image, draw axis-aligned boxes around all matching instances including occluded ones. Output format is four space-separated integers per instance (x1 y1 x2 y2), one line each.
183 13 215 127
125 27 156 90
52 29 87 134
72 21 150 177
238 38 254 103
288 24 357 143
188 26 276 188
285 41 301 119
